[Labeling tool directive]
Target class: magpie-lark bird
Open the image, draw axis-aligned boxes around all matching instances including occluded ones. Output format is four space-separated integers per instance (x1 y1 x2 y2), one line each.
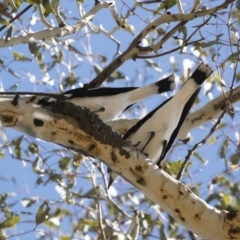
108 62 213 188
0 75 175 122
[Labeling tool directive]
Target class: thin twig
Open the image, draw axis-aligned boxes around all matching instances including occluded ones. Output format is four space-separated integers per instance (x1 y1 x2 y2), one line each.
0 4 33 32
136 39 203 59
85 0 232 88
176 104 229 181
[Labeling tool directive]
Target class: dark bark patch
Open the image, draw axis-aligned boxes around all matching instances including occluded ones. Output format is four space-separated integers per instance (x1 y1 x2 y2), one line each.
111 152 117 162
227 210 238 221
68 140 74 144
28 96 37 103
88 144 96 151
163 195 167 199
136 178 146 186
180 216 185 222
11 95 19 107
135 165 142 172
194 213 200 220
2 115 14 124
33 119 44 127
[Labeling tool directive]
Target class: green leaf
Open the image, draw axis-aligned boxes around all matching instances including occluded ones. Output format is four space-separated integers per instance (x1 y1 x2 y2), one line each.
220 50 240 67
116 18 134 35
107 70 126 82
28 37 41 55
83 187 98 197
12 51 32 62
42 0 56 16
0 16 9 26
21 197 38 208
178 26 187 53
32 157 44 174
93 65 102 75
5 26 12 41
60 235 71 240
193 152 205 163
230 153 240 164
35 201 50 226
215 71 225 88
12 0 22 11
0 215 20 229
156 0 176 12
208 136 217 145
59 157 70 171
0 152 4 159
44 219 59 228
28 142 39 154
12 136 24 159
63 72 79 88
25 0 42 4
0 194 8 207
51 207 72 218
71 155 83 169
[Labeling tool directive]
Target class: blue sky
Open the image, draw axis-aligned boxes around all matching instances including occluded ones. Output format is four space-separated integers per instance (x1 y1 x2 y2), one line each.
0 0 239 239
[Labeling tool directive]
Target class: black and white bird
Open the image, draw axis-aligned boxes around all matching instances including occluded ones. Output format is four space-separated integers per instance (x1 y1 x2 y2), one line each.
0 75 175 122
108 63 213 187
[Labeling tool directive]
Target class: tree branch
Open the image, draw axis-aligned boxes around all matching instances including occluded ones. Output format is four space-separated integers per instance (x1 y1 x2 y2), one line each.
86 0 234 88
0 1 113 48
0 98 239 239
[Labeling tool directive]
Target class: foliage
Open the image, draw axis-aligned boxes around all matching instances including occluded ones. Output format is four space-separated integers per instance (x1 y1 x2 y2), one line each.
0 0 239 239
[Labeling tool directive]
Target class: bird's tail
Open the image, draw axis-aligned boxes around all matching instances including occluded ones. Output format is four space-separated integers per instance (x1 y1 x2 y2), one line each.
175 63 213 103
189 62 213 85
126 75 175 105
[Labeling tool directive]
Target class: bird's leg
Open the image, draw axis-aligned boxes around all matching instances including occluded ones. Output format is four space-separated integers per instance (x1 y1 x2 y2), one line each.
141 131 155 152
156 140 167 167
93 107 105 113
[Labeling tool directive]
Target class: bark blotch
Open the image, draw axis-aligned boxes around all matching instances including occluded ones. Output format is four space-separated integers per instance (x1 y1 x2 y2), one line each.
1 115 14 124
11 95 19 107
88 144 96 151
194 213 200 220
33 118 44 127
135 165 142 172
111 152 117 162
229 226 240 235
28 96 37 103
179 191 184 195
163 195 167 199
136 178 146 186
68 140 74 144
180 216 185 222
226 210 238 220
191 114 205 124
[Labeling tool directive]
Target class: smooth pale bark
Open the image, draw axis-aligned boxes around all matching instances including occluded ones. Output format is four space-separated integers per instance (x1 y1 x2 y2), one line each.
0 98 239 240
107 86 240 139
